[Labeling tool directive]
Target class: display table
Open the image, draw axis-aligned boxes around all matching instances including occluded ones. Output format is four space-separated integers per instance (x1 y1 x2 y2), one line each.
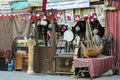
73 56 114 78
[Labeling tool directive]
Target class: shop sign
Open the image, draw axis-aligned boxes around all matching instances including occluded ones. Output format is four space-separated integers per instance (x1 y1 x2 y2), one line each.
0 2 12 14
46 0 90 10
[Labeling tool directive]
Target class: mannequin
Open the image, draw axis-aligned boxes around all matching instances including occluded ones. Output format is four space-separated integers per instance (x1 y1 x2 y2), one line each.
93 28 101 48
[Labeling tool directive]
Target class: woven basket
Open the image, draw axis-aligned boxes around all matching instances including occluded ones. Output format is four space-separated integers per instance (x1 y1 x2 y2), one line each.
82 48 102 58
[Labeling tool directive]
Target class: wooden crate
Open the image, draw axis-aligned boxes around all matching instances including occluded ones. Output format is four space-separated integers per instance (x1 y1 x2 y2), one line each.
55 55 73 74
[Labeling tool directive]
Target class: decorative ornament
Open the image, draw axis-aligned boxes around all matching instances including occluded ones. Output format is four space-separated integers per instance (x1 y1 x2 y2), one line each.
93 28 99 34
75 15 80 22
13 14 16 18
84 14 88 21
75 26 80 32
4 14 7 19
50 8 54 19
35 14 40 21
99 15 105 27
61 26 67 32
56 12 62 18
41 15 47 21
92 12 97 20
0 15 2 19
40 19 47 26
41 15 47 26
7 14 11 19
37 20 41 25
48 24 52 29
64 30 74 42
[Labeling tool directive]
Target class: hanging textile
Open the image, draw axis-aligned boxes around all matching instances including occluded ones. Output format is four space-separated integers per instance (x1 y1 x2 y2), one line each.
12 14 32 39
0 14 32 50
42 0 47 15
0 15 13 50
106 10 120 74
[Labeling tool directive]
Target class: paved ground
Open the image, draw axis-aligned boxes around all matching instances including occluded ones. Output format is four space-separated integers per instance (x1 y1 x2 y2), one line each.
0 71 120 80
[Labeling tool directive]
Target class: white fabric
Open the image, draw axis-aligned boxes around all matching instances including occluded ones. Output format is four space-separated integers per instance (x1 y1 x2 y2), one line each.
64 30 74 42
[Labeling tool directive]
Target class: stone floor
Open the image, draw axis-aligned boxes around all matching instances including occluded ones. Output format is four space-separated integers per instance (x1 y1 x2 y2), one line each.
0 71 120 80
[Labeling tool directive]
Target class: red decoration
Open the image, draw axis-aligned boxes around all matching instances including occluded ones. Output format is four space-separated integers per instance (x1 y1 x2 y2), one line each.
50 8 55 19
31 14 36 21
90 15 94 22
26 15 31 22
75 15 80 22
84 16 88 21
56 12 62 18
42 0 47 16
0 15 2 19
12 14 15 18
7 15 11 19
41 15 47 21
92 12 97 20
61 26 66 32
4 15 7 19
35 14 40 21
66 15 71 20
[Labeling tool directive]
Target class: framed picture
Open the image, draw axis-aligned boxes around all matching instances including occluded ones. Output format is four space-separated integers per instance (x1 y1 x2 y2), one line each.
65 10 74 23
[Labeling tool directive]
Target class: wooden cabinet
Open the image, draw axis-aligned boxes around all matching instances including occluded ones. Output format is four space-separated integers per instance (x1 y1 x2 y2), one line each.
14 54 28 71
54 55 74 74
35 46 54 73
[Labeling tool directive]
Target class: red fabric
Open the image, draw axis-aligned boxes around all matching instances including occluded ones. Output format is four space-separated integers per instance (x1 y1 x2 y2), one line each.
74 56 114 78
84 16 88 21
106 10 120 74
42 0 47 15
50 9 55 20
46 33 50 42
75 15 80 22
66 16 71 20
56 12 62 19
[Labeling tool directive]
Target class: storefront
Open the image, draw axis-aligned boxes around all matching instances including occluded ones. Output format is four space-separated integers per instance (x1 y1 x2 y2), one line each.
1 0 119 78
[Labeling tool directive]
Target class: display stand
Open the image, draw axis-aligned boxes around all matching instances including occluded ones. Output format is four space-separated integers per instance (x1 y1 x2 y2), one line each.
27 39 36 74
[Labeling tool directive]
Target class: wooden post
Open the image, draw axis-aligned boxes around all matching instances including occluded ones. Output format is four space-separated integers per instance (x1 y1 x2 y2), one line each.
27 39 36 74
50 9 56 73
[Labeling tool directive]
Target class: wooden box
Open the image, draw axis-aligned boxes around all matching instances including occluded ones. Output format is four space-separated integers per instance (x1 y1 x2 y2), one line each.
55 55 73 74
